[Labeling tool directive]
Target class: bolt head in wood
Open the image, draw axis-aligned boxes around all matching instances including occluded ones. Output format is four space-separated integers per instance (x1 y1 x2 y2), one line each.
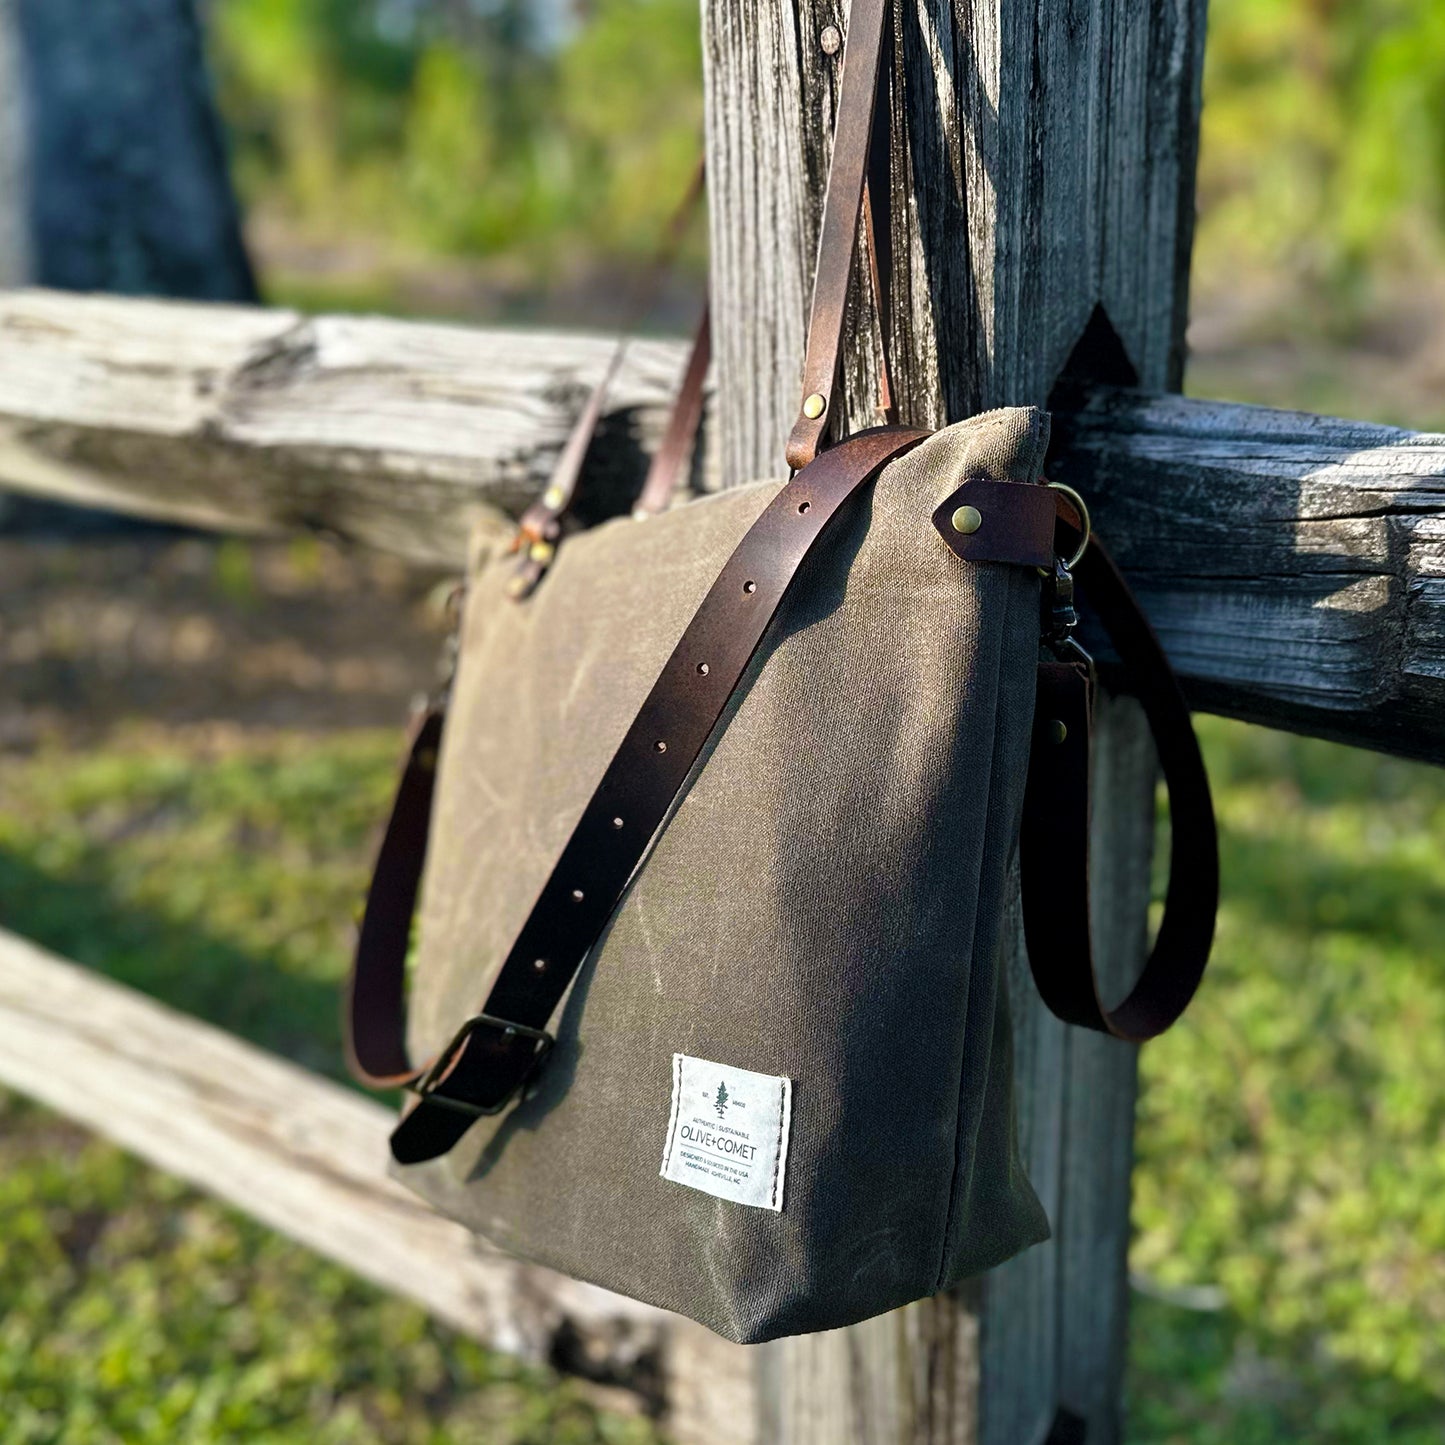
802 392 827 420
951 504 983 535
820 24 842 54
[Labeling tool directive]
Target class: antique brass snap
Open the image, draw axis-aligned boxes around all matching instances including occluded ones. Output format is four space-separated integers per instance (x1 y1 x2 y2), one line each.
802 392 827 420
951 504 983 536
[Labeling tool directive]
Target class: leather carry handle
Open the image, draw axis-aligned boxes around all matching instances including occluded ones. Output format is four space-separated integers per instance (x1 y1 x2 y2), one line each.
786 0 893 471
634 304 711 518
511 161 709 596
1021 537 1218 1041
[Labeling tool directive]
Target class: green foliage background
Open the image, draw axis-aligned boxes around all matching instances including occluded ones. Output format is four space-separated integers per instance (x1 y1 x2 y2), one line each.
209 0 1445 305
212 0 704 271
1197 0 1445 296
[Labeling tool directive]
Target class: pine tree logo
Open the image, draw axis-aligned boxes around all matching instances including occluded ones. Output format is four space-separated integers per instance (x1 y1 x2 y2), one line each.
714 1081 729 1117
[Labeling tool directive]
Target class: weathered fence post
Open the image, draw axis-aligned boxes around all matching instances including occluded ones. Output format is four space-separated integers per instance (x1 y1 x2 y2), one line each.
693 1 1206 1440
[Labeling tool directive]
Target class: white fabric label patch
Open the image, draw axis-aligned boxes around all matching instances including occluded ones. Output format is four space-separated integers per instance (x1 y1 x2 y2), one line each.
660 1054 792 1211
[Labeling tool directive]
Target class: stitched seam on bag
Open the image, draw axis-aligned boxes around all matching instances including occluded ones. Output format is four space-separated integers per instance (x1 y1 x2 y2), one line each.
768 1077 792 1211
659 1052 684 1178
932 564 1023 1293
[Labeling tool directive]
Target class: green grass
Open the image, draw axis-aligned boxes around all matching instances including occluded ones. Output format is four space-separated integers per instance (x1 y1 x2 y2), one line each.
0 1096 659 1445
1126 718 1445 1442
1 721 1443 1440
0 735 664 1445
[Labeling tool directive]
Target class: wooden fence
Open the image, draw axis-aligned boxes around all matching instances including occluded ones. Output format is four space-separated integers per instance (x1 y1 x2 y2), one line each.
1 285 1442 1445
4 289 1441 761
2 0 1444 1441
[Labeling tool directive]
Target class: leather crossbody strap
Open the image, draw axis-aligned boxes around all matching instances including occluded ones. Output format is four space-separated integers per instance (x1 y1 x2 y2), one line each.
345 705 443 1088
385 426 933 1163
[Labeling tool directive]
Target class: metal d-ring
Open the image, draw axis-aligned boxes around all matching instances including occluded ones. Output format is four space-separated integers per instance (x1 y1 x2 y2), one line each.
1047 481 1092 571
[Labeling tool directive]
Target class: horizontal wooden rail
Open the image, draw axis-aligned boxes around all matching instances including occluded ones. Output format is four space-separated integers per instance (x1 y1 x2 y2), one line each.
0 928 752 1445
2 289 1443 762
0 289 695 562
1057 392 1445 764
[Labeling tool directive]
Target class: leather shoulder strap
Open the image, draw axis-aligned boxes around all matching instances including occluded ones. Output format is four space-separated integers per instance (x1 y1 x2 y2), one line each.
384 426 931 1163
1021 537 1218 1041
346 706 441 1089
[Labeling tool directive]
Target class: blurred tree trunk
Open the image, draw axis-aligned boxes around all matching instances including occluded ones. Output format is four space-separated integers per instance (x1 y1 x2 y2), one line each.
2 0 255 299
0 0 29 285
0 0 255 529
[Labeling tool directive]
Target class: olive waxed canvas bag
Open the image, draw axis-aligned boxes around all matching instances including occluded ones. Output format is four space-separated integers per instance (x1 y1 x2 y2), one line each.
345 0 1218 1345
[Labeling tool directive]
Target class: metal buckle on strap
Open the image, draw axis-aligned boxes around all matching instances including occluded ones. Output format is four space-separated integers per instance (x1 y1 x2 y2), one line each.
413 1013 555 1118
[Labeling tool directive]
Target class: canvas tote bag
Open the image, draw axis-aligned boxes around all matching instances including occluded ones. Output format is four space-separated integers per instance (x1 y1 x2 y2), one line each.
346 0 1218 1345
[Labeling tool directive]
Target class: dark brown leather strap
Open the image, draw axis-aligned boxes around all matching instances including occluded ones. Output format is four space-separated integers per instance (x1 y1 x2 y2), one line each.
386 426 930 1163
346 705 442 1088
511 161 708 596
786 0 892 470
633 305 712 518
1021 537 1218 1041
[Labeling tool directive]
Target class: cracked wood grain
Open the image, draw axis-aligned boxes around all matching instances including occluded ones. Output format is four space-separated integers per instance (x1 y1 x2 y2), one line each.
0 289 699 563
700 1 1205 1442
2 288 1441 758
1057 389 1445 763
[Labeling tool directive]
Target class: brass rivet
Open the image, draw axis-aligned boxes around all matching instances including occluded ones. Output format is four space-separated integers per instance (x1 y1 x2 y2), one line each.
611 816 624 830
802 392 827 420
820 24 842 54
533 958 547 972
542 485 565 510
1049 719 1068 745
529 540 555 564
951 505 983 536
507 576 530 599
571 888 585 903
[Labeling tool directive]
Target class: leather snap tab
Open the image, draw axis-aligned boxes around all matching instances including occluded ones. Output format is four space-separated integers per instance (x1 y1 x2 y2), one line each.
951 505 982 535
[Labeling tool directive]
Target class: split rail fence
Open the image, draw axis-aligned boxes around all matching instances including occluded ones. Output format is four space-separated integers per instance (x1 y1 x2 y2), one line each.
2 0 1444 1441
